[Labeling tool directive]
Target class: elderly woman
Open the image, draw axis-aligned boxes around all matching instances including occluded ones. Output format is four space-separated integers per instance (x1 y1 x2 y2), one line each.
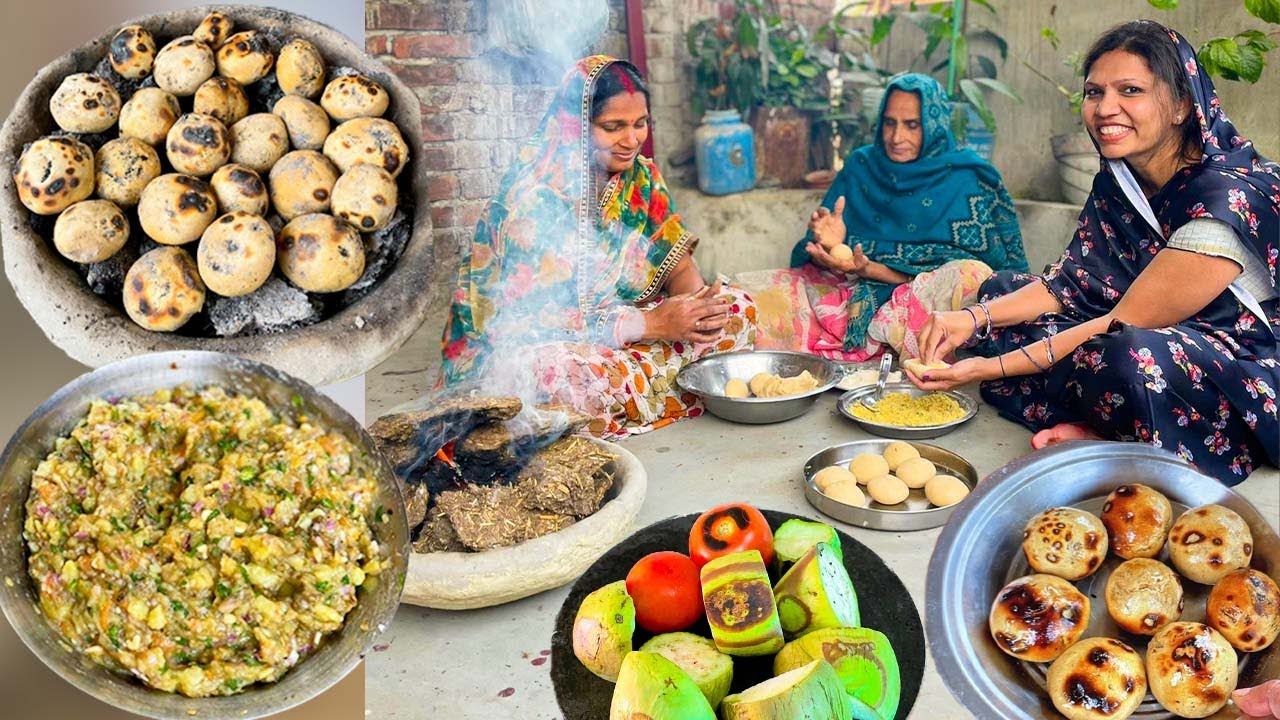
911 22 1279 485
745 73 1027 360
440 56 757 438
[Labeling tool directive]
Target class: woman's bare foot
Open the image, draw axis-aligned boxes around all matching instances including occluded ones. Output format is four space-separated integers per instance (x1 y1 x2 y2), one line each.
1031 422 1104 450
1232 679 1280 718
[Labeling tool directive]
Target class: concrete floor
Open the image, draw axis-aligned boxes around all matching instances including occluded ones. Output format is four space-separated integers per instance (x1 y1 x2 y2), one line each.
364 321 1280 719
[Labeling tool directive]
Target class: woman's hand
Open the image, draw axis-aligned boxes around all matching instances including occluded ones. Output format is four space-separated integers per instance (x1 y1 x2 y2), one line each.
808 196 847 249
806 241 866 275
643 280 731 343
917 310 980 365
903 356 999 391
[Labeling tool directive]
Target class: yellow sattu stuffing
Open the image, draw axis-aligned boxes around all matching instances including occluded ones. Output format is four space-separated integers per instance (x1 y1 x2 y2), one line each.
850 392 966 426
23 386 386 697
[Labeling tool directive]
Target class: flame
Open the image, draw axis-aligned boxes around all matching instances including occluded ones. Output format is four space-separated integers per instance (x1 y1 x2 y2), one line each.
434 441 459 469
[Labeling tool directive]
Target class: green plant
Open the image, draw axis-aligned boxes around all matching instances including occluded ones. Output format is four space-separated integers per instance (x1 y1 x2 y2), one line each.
1146 0 1280 83
896 0 1022 133
1022 25 1085 121
686 5 763 117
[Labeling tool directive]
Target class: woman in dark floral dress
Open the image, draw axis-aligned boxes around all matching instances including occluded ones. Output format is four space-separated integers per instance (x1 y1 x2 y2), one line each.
907 21 1279 486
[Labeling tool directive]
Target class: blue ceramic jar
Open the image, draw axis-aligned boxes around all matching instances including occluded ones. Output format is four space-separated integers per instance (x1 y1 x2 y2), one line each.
694 109 756 196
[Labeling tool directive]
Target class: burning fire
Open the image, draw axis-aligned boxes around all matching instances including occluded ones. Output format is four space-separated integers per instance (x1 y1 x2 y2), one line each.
434 440 459 470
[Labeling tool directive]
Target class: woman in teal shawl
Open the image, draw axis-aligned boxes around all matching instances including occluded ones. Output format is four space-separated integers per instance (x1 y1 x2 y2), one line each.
759 73 1027 360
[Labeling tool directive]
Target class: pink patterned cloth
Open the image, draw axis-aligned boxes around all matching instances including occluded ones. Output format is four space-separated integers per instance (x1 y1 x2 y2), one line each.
734 259 994 360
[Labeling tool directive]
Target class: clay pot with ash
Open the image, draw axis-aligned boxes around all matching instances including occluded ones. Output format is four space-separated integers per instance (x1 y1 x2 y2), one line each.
0 6 434 387
750 105 812 188
368 394 647 610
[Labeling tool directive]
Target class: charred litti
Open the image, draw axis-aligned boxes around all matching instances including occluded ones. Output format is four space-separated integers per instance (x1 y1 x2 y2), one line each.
1021 507 1108 581
197 211 275 297
13 136 94 215
118 88 181 145
137 173 217 245
1168 504 1253 585
152 36 215 95
276 213 364 293
49 73 120 133
123 246 206 331
323 117 409 177
272 95 329 150
216 31 274 85
53 199 129 263
269 150 339 219
988 573 1090 663
192 77 249 126
165 113 231 176
108 25 157 79
209 164 269 216
95 137 161 207
228 113 289 173
1100 483 1173 559
332 164 397 231
276 38 326 98
1046 637 1146 720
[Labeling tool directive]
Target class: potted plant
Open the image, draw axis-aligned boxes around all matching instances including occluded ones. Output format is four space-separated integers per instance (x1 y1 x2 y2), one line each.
686 6 762 195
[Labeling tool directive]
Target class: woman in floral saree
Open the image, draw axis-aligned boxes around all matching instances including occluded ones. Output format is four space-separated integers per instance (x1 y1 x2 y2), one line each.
441 56 756 438
912 22 1279 485
743 73 1027 360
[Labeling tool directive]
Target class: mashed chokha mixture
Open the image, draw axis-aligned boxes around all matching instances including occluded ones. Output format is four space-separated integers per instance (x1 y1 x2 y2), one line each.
23 386 386 696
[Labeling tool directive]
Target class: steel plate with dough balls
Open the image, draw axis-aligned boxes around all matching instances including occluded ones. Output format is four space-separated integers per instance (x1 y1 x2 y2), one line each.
803 440 979 532
927 441 1280 720
549 509 925 719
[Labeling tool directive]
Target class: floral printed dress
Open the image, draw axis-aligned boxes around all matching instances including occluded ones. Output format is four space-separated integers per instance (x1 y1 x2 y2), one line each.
974 26 1279 485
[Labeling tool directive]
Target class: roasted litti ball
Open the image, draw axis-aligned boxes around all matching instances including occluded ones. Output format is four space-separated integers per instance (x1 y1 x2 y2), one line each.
848 452 889 484
332 164 397 231
1168 504 1253 585
882 440 919 471
52 199 129 263
193 77 249 126
320 74 389 121
272 95 330 150
1104 558 1184 635
1146 622 1237 718
193 11 233 48
1100 483 1173 559
94 137 161 207
108 25 157 79
12 136 94 215
989 574 1090 663
269 150 339 220
1046 637 1146 720
197 212 275 297
1206 568 1280 652
118 88 181 145
137 174 217 245
228 113 289 173
323 117 410 177
1022 507 1108 581
216 31 275 86
153 36 215 96
276 213 365 292
209 164 269 216
123 246 205 331
276 39 326 98
166 113 231 177
49 73 121 133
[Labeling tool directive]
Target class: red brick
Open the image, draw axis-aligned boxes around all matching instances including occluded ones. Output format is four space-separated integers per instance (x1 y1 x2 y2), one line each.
430 203 455 228
367 2 446 31
427 174 459 201
458 201 486 227
366 34 389 56
393 34 474 59
389 61 459 87
421 114 457 143
421 145 456 171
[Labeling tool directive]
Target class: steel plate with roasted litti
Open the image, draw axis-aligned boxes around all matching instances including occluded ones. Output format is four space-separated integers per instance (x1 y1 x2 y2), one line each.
5 9 414 339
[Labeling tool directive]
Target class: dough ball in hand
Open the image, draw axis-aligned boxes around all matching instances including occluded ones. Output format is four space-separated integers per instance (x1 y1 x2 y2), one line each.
822 478 865 507
1022 507 1108 580
848 452 890 484
829 244 853 260
1168 504 1253 585
924 475 968 507
867 474 909 505
902 357 950 377
895 456 935 489
882 440 919 471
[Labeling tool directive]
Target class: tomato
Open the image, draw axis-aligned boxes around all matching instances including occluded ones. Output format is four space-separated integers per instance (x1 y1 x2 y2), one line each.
688 503 775 567
625 551 704 634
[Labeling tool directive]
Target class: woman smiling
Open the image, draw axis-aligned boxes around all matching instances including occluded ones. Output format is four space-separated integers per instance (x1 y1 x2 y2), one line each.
911 21 1279 485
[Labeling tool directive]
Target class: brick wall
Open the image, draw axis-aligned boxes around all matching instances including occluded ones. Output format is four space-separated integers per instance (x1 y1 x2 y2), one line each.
367 0 836 259
366 0 628 272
